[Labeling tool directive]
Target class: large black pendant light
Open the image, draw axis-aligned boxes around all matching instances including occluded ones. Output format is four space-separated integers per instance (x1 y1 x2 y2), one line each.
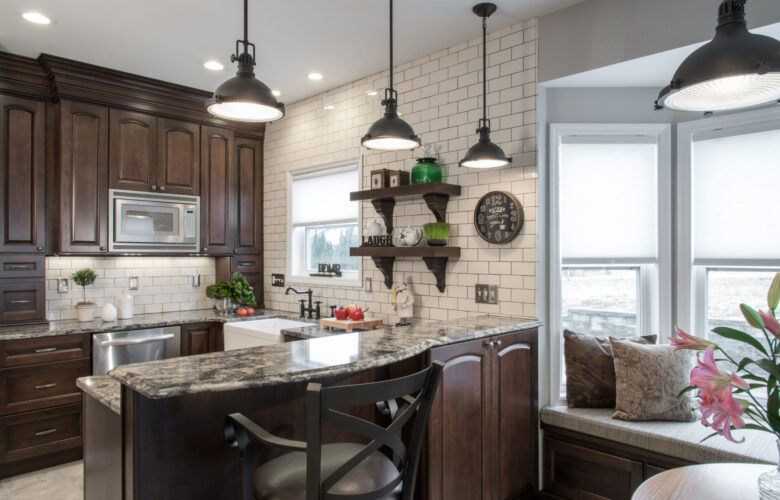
361 0 421 151
655 0 780 112
460 3 511 169
206 0 284 122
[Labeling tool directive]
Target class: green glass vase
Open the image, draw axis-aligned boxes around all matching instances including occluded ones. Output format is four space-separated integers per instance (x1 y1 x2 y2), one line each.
411 157 443 184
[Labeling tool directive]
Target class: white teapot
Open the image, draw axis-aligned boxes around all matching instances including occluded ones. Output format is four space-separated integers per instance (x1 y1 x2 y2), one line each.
365 220 385 237
398 226 422 246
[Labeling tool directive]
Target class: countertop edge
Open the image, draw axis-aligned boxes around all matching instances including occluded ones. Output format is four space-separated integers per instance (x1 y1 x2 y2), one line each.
77 375 121 415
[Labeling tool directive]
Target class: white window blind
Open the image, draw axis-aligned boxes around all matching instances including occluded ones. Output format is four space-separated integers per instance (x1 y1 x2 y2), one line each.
291 168 358 225
693 128 780 262
560 140 658 260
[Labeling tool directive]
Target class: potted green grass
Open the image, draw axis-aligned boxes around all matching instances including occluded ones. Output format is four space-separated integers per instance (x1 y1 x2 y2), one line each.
424 223 450 246
71 268 97 322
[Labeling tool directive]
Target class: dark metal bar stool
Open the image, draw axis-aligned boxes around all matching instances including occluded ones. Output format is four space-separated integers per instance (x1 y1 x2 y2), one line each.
225 361 444 500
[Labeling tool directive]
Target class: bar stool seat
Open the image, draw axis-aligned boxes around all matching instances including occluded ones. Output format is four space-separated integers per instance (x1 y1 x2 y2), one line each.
253 443 401 500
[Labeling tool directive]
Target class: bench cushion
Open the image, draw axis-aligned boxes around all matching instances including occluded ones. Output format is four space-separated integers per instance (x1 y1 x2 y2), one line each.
541 405 775 465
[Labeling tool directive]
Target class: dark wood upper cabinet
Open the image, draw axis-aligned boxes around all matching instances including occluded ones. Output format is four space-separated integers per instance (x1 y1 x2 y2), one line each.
0 96 45 253
428 328 538 500
157 118 199 196
58 100 108 254
234 136 262 255
109 109 156 192
200 126 235 255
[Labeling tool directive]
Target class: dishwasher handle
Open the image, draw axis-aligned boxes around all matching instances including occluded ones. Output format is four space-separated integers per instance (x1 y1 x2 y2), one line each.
100 333 175 347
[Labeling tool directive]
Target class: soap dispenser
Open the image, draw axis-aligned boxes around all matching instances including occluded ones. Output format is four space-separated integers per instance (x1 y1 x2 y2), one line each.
116 289 134 319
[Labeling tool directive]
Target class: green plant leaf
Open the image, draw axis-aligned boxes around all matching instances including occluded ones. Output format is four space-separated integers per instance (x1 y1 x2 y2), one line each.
699 431 719 443
769 273 780 312
742 423 773 434
741 303 765 330
758 360 780 383
767 386 780 435
742 373 769 384
712 327 768 356
678 385 698 397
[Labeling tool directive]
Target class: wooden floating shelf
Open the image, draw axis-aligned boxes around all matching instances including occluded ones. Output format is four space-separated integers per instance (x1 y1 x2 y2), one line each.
350 246 460 293
350 246 460 258
349 182 461 202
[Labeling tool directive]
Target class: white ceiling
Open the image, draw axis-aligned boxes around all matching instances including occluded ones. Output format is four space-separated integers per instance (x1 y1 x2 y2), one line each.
543 22 780 88
0 0 582 104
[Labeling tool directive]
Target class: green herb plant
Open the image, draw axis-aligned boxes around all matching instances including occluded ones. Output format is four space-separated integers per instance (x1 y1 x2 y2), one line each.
423 222 450 242
206 272 256 307
71 268 97 305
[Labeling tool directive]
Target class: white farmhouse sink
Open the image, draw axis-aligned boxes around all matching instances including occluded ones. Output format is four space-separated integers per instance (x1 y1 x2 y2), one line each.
223 318 311 350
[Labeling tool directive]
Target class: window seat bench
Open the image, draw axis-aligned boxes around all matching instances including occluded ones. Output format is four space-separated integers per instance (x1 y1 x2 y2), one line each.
541 405 775 500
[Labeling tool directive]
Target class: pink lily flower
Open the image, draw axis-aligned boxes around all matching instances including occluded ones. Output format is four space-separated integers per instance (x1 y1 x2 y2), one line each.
759 310 780 337
671 328 713 351
698 387 747 443
690 346 750 392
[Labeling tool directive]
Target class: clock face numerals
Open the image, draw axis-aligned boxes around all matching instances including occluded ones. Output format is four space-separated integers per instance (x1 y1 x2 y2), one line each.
474 191 523 244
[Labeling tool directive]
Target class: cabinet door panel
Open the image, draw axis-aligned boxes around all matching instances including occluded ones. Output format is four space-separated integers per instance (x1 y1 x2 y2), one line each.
234 137 262 254
492 332 535 499
200 126 234 255
0 96 45 253
428 338 490 500
157 118 199 196
109 109 156 191
181 322 214 356
59 100 108 253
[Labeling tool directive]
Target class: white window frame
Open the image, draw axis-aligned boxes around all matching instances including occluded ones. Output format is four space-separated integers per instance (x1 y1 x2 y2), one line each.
286 158 362 288
676 107 780 337
549 123 672 404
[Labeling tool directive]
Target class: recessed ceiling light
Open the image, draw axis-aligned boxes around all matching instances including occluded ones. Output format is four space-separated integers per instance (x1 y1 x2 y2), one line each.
308 72 323 81
367 90 378 96
22 11 52 25
272 90 281 97
203 60 224 71
324 105 335 110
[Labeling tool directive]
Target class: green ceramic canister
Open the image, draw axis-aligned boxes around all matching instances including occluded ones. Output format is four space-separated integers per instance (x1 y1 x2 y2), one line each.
411 157 443 184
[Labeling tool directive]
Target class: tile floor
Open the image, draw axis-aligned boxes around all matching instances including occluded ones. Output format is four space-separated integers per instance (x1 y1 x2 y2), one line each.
0 461 83 500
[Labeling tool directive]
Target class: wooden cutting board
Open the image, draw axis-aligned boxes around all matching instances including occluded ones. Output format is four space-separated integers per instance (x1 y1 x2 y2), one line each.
319 317 383 332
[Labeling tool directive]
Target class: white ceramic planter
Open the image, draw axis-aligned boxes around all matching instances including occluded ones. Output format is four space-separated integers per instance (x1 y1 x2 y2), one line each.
75 303 95 322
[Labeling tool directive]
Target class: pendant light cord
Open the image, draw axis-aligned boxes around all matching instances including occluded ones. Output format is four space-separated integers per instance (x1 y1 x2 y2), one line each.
243 0 249 44
482 16 487 124
389 0 394 92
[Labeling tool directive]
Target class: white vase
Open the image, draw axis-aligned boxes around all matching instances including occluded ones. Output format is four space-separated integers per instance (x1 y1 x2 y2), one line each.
101 303 118 322
759 439 780 499
75 303 94 322
116 290 134 319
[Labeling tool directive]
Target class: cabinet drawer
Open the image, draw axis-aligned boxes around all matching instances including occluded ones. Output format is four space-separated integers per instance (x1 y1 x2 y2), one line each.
0 403 82 463
0 359 89 415
0 334 90 368
0 255 45 279
231 254 261 274
0 278 45 324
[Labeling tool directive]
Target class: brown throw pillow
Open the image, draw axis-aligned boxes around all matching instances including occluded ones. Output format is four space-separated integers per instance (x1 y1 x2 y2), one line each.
564 330 657 408
610 338 700 422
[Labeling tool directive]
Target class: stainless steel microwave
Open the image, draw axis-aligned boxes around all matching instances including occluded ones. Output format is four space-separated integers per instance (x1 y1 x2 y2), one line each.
109 189 200 253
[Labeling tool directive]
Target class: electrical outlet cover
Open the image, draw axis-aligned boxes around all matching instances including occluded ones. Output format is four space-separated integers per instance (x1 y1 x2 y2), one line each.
57 278 69 294
129 277 139 290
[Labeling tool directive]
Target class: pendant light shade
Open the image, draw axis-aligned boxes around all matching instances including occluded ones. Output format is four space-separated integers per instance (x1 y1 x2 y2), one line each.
207 0 284 122
459 3 511 169
655 0 780 112
361 0 420 151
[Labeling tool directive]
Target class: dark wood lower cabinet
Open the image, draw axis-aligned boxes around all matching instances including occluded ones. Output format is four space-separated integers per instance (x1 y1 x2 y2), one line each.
180 322 216 356
428 328 538 500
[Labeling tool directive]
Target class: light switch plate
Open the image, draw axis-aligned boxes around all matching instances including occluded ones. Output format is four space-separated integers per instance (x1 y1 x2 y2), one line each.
192 273 200 287
475 284 498 304
271 274 285 287
57 278 69 293
129 276 139 290
365 278 372 294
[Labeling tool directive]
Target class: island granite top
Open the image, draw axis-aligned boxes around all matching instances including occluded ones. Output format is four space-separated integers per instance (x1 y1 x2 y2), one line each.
0 308 316 341
77 375 121 415
110 315 541 400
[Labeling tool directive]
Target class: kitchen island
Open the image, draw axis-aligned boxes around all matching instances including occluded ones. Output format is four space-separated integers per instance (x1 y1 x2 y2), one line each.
79 315 541 499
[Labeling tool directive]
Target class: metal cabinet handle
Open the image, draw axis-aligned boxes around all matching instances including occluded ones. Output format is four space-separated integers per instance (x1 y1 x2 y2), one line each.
151 185 157 191
99 246 106 251
495 340 502 347
237 262 252 267
202 247 208 252
35 347 56 353
36 246 44 252
159 186 166 192
9 299 31 304
35 428 57 437
6 264 34 270
100 333 174 347
35 383 57 390
484 340 495 348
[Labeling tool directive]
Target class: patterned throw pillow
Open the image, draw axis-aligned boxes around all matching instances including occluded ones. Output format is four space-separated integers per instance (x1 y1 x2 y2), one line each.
564 330 657 408
610 338 700 422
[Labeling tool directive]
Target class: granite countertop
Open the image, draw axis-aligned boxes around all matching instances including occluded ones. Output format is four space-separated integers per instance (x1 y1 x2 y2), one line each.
0 308 316 341
77 375 121 415
110 315 541 400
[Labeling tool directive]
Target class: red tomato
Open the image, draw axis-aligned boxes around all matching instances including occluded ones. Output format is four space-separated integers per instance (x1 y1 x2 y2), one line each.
236 308 248 316
246 308 254 316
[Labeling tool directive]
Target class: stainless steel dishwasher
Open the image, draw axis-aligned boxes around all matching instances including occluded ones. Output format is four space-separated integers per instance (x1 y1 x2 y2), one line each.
92 326 181 375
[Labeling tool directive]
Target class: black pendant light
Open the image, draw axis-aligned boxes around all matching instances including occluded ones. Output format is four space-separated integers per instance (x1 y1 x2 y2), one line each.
460 3 511 169
206 0 284 122
361 0 421 151
655 0 780 112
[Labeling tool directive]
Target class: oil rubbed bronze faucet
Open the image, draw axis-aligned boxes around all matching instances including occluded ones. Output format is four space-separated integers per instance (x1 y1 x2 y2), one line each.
284 287 320 319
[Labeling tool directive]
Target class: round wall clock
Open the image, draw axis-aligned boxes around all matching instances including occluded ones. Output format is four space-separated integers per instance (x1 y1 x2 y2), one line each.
474 191 524 244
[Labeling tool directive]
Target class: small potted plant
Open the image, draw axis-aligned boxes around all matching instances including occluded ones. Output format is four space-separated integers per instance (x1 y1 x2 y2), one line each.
206 273 256 313
424 222 450 246
71 268 97 322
